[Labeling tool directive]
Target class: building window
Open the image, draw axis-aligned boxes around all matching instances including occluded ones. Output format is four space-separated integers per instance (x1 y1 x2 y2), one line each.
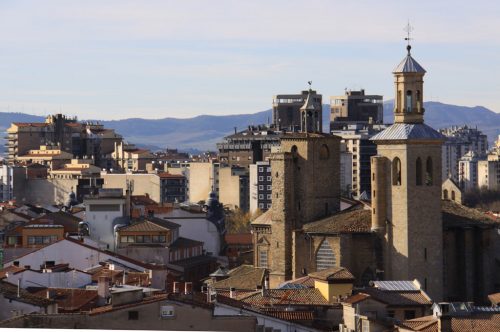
128 311 139 320
266 176 271 181
259 176 264 181
259 185 264 190
406 90 413 112
258 167 263 172
267 185 272 190
451 190 456 201
404 310 416 320
443 189 448 200
259 194 264 199
316 239 336 270
267 194 272 200
392 157 402 186
259 249 268 268
259 203 264 209
416 157 423 185
267 203 272 209
319 144 330 160
426 157 433 186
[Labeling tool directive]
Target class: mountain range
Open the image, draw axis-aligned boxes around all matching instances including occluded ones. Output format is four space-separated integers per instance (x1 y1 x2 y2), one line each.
0 101 499 153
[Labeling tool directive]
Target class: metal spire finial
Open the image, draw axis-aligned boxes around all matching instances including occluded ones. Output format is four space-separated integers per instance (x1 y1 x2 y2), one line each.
404 21 413 54
307 81 312 91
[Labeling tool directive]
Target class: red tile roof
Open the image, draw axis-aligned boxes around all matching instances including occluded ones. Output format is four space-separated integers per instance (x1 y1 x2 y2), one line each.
342 293 371 305
398 315 438 332
225 233 253 245
451 314 500 332
236 288 329 307
308 267 355 282
32 288 98 312
264 310 314 321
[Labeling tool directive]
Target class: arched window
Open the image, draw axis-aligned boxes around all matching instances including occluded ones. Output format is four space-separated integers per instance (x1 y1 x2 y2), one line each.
451 191 456 201
443 189 449 200
316 239 336 270
416 157 423 185
319 144 329 160
416 90 421 104
397 91 402 112
392 157 402 186
426 157 433 186
406 90 413 112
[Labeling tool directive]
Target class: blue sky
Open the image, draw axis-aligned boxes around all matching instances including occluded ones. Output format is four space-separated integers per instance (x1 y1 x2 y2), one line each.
0 0 499 120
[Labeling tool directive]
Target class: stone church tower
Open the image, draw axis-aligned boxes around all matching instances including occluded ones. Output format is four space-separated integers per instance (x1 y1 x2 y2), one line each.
370 44 444 300
255 89 341 288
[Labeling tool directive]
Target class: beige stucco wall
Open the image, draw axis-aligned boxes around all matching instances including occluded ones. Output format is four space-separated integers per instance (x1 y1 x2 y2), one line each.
102 173 161 203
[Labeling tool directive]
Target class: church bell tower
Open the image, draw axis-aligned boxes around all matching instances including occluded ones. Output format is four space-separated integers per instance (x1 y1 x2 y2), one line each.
370 34 445 301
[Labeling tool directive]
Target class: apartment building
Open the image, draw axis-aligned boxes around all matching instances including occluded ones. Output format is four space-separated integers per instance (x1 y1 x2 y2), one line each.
331 123 387 198
6 114 122 167
440 125 488 181
249 161 272 213
330 89 383 130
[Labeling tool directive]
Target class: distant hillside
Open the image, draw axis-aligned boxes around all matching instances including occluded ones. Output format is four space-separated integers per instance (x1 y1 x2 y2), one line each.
383 101 500 144
0 101 499 153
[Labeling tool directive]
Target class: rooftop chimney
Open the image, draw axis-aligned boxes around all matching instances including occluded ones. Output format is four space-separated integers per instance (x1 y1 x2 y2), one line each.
97 276 110 306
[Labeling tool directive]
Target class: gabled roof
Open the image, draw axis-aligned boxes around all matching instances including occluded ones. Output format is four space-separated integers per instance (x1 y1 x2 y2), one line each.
251 209 272 226
31 288 98 312
235 288 330 307
442 200 498 228
398 315 438 332
118 217 180 233
210 265 267 291
370 123 444 141
0 280 55 307
393 52 426 73
360 287 432 306
302 207 371 234
308 267 355 282
31 211 82 233
169 236 203 249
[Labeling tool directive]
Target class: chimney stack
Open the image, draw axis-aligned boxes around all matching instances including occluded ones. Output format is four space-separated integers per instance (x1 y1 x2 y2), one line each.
230 287 236 299
97 276 110 306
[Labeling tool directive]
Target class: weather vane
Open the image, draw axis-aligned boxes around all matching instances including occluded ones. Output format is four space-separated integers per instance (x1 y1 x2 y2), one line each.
307 81 312 90
404 21 413 53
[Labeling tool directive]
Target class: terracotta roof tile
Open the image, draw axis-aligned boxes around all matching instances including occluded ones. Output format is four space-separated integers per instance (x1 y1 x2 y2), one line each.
361 288 432 306
264 310 314 321
251 210 272 226
32 288 98 312
442 200 499 228
451 314 500 332
280 276 315 288
343 293 371 305
237 288 329 307
398 315 438 332
225 233 253 245
303 207 371 234
211 265 267 291
308 267 355 281
0 280 55 307
119 218 180 233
